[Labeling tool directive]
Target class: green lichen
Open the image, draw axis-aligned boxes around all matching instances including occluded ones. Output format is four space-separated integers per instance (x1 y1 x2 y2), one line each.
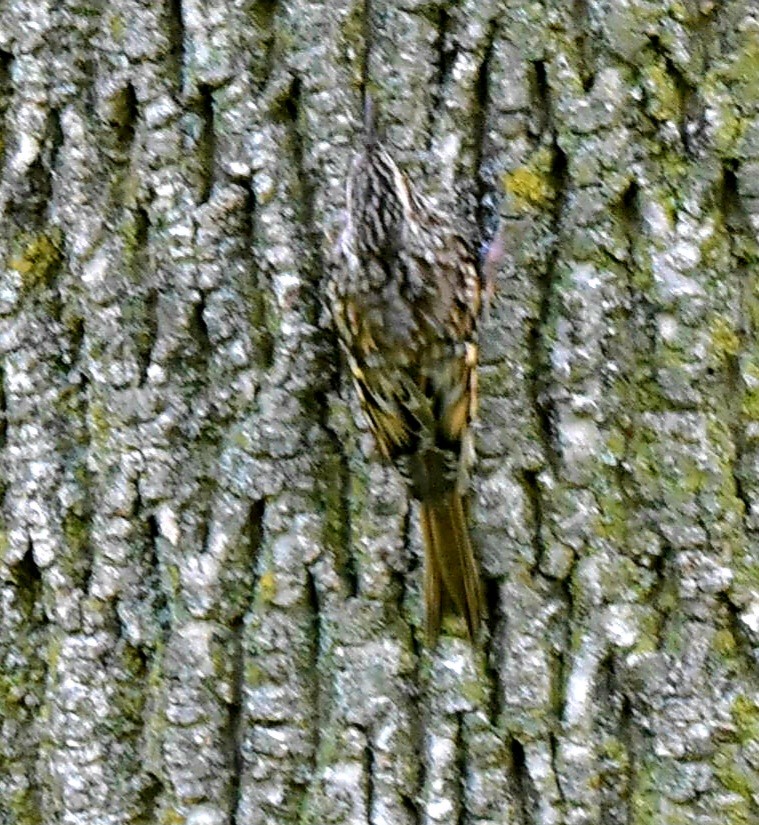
712 628 737 655
60 509 93 590
258 569 277 603
119 216 145 274
63 510 89 555
714 105 745 156
88 400 112 445
247 287 278 369
109 14 125 40
314 440 357 594
642 62 681 123
147 643 167 692
745 285 759 336
701 65 747 155
166 564 181 598
599 735 629 768
69 4 100 17
699 215 731 268
109 166 140 208
722 28 759 105
740 362 759 420
714 753 755 799
9 788 43 825
668 1 691 23
245 661 266 686
731 694 759 744
655 570 678 612
628 758 696 824
0 527 9 562
593 487 630 546
47 632 62 674
107 643 148 739
709 317 741 361
713 750 757 823
339 1 362 43
710 696 759 820
159 809 186 825
629 759 659 825
719 801 751 825
631 610 660 655
9 230 63 294
502 147 557 211
503 167 552 209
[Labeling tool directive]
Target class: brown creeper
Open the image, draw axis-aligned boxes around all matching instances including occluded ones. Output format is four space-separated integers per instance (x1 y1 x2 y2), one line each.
329 101 489 642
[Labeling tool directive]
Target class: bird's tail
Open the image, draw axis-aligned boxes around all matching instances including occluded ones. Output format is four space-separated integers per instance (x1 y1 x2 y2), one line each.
419 492 483 643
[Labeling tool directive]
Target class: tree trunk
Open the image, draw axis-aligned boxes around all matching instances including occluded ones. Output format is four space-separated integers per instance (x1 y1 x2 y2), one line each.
2 1 759 823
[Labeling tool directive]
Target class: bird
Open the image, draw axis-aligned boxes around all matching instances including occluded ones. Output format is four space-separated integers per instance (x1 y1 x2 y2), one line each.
329 97 491 643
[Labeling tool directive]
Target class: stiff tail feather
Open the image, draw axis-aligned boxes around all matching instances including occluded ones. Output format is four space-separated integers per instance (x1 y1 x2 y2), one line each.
420 492 483 643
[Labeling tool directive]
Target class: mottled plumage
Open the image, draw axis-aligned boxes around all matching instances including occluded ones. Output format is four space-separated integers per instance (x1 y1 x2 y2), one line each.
330 113 487 642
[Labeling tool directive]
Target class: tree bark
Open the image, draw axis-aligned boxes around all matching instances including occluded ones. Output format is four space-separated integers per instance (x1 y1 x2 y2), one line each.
1 1 759 824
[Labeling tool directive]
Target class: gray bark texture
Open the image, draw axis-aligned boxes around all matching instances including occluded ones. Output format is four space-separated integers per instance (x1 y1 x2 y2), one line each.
1 0 759 824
